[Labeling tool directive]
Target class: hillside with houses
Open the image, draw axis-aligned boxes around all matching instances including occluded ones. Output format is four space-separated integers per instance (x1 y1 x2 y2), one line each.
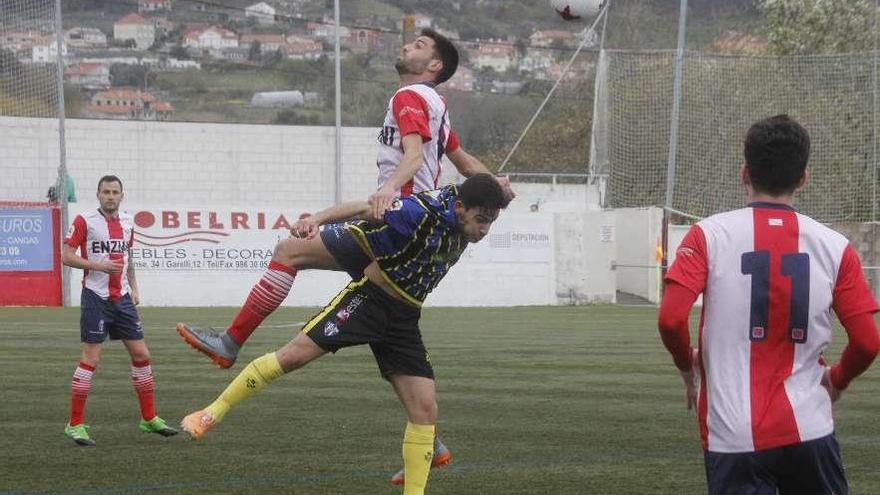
1 0 762 168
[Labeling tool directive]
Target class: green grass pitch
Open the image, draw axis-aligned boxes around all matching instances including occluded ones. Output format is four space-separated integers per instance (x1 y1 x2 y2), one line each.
1 305 878 494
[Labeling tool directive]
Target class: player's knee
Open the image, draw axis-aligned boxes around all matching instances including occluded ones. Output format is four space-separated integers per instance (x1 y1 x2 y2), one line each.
275 345 314 372
272 238 302 267
130 349 151 362
409 396 438 424
277 351 305 371
81 347 102 367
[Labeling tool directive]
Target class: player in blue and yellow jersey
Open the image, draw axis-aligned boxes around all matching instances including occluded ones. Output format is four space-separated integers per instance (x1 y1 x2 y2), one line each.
177 29 513 482
180 174 507 495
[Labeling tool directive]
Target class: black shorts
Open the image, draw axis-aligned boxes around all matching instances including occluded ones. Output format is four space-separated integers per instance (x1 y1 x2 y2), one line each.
319 222 372 279
704 434 847 495
302 278 433 380
80 288 144 343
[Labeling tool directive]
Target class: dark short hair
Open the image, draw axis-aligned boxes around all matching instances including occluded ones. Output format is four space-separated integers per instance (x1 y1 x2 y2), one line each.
421 28 458 85
459 173 508 210
97 175 123 192
743 115 810 196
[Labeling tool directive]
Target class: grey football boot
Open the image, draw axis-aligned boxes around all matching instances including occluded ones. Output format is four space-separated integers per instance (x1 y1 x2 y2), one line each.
176 323 240 369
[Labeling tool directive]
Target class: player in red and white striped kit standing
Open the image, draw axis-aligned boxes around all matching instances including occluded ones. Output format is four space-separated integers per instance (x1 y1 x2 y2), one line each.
61 175 177 446
659 115 880 494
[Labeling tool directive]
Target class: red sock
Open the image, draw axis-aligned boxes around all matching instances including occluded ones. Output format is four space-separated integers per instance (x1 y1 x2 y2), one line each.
69 362 95 426
227 260 297 345
131 359 156 420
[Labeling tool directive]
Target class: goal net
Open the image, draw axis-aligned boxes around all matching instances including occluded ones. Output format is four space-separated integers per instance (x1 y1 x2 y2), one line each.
591 49 879 223
0 0 65 306
0 0 66 206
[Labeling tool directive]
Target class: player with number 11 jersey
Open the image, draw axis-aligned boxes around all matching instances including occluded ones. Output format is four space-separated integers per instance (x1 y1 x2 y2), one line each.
669 204 876 453
659 115 880 495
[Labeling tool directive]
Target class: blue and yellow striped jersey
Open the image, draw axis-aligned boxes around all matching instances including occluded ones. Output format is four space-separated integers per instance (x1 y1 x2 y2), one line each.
348 185 467 306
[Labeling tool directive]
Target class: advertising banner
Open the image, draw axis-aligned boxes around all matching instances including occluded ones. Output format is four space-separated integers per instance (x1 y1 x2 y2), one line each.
126 206 293 273
67 205 557 306
0 207 54 272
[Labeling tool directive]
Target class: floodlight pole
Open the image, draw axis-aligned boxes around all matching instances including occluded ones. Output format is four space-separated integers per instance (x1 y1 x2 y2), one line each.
661 0 688 284
872 0 879 222
55 0 70 307
334 0 342 203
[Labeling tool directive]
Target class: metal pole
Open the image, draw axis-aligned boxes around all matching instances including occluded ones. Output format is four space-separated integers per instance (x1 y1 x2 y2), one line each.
587 0 612 205
664 0 688 212
54 0 70 307
872 0 878 222
498 3 610 173
661 0 688 284
334 0 342 203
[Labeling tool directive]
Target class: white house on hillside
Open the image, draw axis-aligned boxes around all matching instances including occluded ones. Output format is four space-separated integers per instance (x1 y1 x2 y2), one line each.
240 33 285 53
65 27 107 48
138 0 171 12
308 17 350 39
183 26 238 49
31 36 67 63
284 34 323 60
469 40 517 72
114 13 156 50
64 62 111 89
245 2 276 24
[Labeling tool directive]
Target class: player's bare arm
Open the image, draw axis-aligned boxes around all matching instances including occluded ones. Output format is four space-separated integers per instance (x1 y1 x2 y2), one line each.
307 201 380 230
820 367 841 403
445 146 485 176
658 281 701 410
290 201 375 240
369 133 423 219
62 244 122 274
127 259 140 305
446 147 516 202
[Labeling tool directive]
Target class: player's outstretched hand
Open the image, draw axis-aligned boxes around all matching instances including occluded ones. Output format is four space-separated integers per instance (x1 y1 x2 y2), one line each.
368 187 396 221
680 348 700 411
95 259 123 274
291 213 319 239
495 175 516 204
821 366 841 403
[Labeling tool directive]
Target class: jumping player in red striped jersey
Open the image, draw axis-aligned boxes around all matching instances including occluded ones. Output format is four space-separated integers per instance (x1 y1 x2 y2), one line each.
175 29 510 483
367 29 514 218
61 175 177 446
658 115 880 494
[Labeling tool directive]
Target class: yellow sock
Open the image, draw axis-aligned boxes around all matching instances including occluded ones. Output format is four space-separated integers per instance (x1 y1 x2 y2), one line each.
402 422 435 495
204 352 284 422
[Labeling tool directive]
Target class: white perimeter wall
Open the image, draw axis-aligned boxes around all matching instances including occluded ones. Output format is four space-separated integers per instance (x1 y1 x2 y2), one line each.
1 117 634 307
615 207 664 303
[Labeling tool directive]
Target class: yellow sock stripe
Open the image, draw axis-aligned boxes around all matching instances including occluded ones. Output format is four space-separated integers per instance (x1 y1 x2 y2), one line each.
300 277 369 334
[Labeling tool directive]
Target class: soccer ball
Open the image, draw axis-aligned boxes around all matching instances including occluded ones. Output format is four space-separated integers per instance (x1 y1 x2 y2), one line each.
550 0 606 20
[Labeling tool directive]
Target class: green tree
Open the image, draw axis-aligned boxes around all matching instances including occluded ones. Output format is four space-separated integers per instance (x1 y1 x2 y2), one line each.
170 44 190 60
760 0 876 55
248 41 262 62
110 64 157 89
0 47 22 76
64 84 85 117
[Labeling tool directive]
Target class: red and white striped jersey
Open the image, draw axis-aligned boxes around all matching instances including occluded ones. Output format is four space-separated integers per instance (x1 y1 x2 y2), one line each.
667 203 878 453
64 209 135 301
376 83 460 197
